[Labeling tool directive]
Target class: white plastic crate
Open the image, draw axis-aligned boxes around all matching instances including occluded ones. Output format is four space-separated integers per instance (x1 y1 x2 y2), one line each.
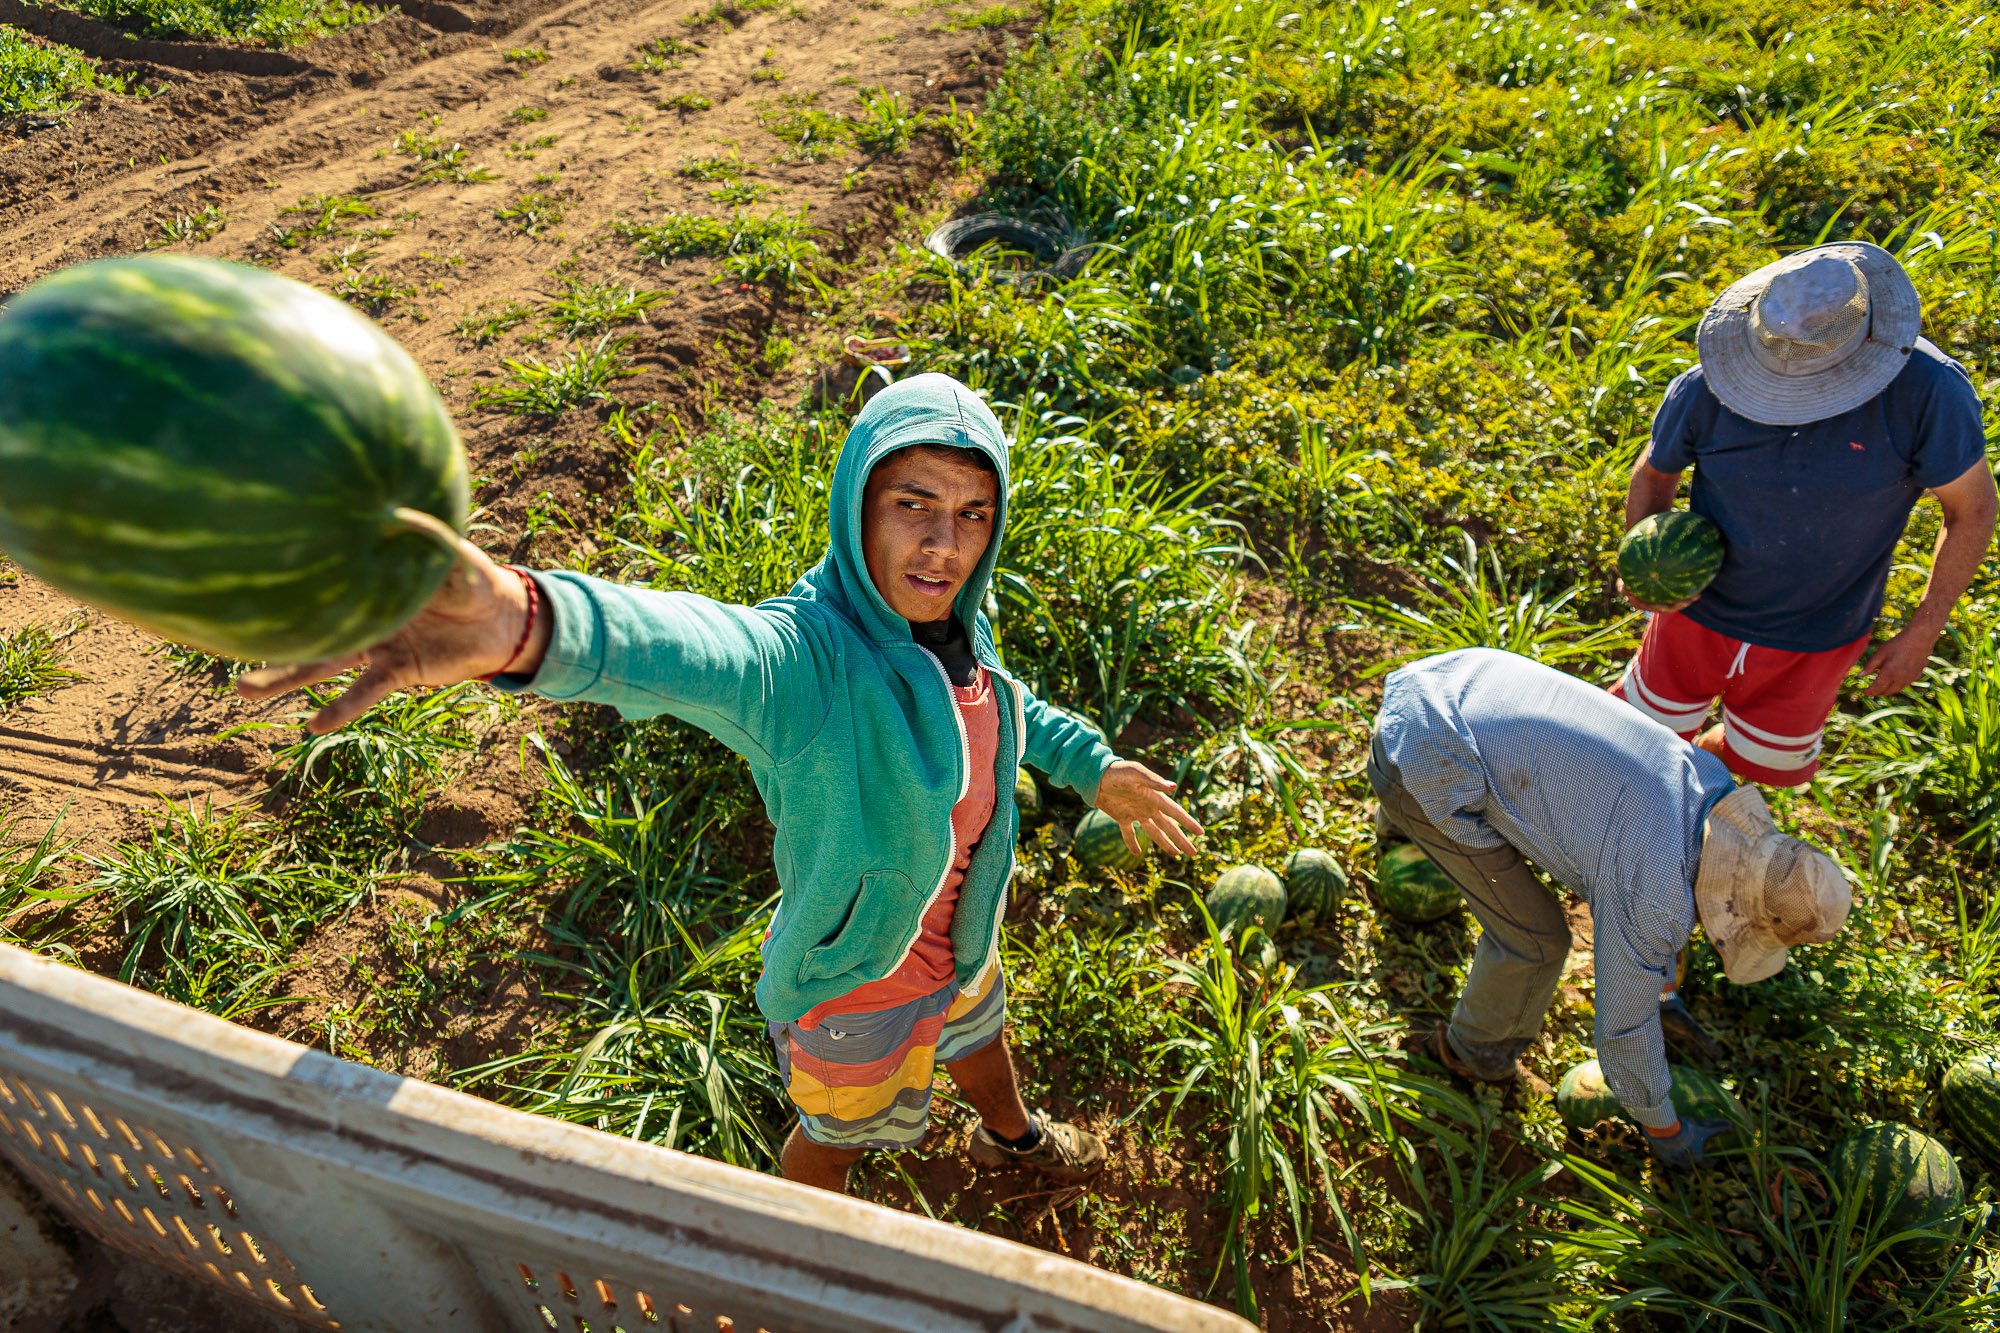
0 943 1250 1333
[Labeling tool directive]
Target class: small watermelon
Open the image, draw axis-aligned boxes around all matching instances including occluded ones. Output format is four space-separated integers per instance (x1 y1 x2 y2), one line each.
1074 808 1139 873
1617 511 1725 607
1375 842 1460 924
1665 1064 1742 1122
1556 1059 1623 1130
1014 768 1041 820
1281 848 1346 926
0 256 469 664
1942 1055 2000 1168
1206 864 1286 937
1830 1123 1964 1259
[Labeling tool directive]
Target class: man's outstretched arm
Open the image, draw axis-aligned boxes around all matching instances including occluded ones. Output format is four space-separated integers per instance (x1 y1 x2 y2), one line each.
239 540 829 764
1862 459 1999 696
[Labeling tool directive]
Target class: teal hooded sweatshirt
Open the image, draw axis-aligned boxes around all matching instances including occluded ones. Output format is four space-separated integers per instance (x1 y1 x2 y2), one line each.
503 373 1117 1023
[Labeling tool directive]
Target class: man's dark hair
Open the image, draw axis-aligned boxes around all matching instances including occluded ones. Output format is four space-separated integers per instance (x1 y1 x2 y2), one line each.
892 442 998 475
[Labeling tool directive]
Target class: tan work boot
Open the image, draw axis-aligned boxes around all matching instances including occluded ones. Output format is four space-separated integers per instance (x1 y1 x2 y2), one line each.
967 1109 1106 1183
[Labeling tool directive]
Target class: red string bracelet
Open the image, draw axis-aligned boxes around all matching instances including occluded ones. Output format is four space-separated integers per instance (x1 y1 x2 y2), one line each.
481 566 540 681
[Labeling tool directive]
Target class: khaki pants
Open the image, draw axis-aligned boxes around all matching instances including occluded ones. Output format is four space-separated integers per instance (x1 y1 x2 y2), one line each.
1367 739 1570 1079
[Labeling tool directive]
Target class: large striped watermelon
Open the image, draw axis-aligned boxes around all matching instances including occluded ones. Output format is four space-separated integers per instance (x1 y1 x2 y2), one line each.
1941 1055 2000 1168
1376 842 1461 924
0 256 468 664
1074 808 1140 873
1555 1058 1622 1130
1830 1123 1964 1259
1206 864 1286 937
1281 848 1346 927
1617 511 1725 607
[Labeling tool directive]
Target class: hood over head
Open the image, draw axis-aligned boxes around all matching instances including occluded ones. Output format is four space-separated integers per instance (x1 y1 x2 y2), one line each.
792 372 1011 645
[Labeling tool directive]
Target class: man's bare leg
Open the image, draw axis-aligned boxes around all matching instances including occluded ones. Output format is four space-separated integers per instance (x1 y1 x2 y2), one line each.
781 1125 865 1193
942 1036 1032 1140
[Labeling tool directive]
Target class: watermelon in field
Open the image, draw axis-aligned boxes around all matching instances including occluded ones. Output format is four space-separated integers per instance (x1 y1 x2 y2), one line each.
1941 1055 2000 1167
0 256 468 664
1556 1059 1623 1130
1074 808 1140 873
1617 511 1725 607
1829 1123 1964 1259
1014 768 1041 820
1280 848 1346 926
1206 864 1286 937
1666 1064 1742 1123
1375 842 1461 924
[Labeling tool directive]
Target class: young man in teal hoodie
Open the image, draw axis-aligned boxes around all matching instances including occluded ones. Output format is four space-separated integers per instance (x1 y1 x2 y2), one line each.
240 373 1203 1193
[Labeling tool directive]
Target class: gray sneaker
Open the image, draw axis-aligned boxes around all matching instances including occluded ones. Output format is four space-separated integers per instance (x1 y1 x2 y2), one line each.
967 1109 1106 1182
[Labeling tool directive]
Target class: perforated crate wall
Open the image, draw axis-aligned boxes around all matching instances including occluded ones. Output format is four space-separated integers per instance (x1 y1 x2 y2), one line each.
0 942 1250 1333
0 1068 337 1327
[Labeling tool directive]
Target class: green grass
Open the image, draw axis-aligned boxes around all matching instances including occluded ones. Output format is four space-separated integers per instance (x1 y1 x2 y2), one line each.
57 0 381 46
147 203 226 248
0 621 82 711
496 190 567 236
0 26 123 118
81 802 352 1017
475 336 639 416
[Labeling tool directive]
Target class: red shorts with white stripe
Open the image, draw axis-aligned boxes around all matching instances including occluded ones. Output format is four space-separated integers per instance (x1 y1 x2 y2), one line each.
1610 610 1869 787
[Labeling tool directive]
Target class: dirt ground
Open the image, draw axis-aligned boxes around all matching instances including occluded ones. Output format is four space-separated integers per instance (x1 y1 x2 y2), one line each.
1 0 1012 849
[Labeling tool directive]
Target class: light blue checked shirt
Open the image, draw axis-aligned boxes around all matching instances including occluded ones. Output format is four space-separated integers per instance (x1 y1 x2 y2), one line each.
1377 648 1734 1127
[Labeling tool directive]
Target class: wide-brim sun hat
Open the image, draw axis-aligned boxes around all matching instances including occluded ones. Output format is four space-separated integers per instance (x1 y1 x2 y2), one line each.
1693 787 1852 985
1697 241 1922 427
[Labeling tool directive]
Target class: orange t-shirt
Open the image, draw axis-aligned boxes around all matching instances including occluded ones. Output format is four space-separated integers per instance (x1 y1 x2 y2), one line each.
798 668 1000 1026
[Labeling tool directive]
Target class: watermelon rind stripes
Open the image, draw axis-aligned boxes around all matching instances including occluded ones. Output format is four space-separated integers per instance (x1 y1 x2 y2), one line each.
1617 511 1725 607
1555 1058 1622 1130
1074 808 1140 873
1205 864 1286 937
0 256 468 664
1830 1122 1965 1260
1280 848 1346 927
1941 1055 2000 1168
1376 842 1460 923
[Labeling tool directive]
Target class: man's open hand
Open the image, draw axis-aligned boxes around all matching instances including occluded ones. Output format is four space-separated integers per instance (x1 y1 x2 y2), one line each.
1093 760 1204 857
1860 623 1941 697
235 540 544 734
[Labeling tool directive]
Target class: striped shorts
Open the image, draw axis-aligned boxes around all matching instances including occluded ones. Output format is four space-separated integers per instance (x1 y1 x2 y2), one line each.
768 961 1007 1150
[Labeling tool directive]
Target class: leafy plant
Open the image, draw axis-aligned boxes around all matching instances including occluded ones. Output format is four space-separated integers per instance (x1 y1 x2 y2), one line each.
148 204 226 248
82 802 347 1015
853 87 923 154
1354 530 1638 675
0 620 83 710
539 281 670 337
496 190 568 236
269 682 496 861
1155 905 1463 1317
475 335 639 416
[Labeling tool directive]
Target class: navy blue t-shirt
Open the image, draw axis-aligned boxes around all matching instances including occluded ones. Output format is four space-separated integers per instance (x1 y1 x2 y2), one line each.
1647 339 1989 653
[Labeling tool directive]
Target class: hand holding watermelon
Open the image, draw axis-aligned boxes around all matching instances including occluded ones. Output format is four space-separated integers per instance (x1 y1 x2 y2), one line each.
237 536 547 734
1617 511 1725 614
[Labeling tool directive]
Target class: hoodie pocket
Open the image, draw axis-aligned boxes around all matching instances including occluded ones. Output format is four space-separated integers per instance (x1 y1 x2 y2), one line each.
799 870 922 984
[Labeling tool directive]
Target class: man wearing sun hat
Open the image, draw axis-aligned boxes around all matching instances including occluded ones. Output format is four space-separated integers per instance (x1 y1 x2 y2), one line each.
1615 241 1996 787
1369 648 1852 1168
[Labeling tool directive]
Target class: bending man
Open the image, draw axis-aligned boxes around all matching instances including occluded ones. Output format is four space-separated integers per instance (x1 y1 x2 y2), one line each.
1370 647 1851 1167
